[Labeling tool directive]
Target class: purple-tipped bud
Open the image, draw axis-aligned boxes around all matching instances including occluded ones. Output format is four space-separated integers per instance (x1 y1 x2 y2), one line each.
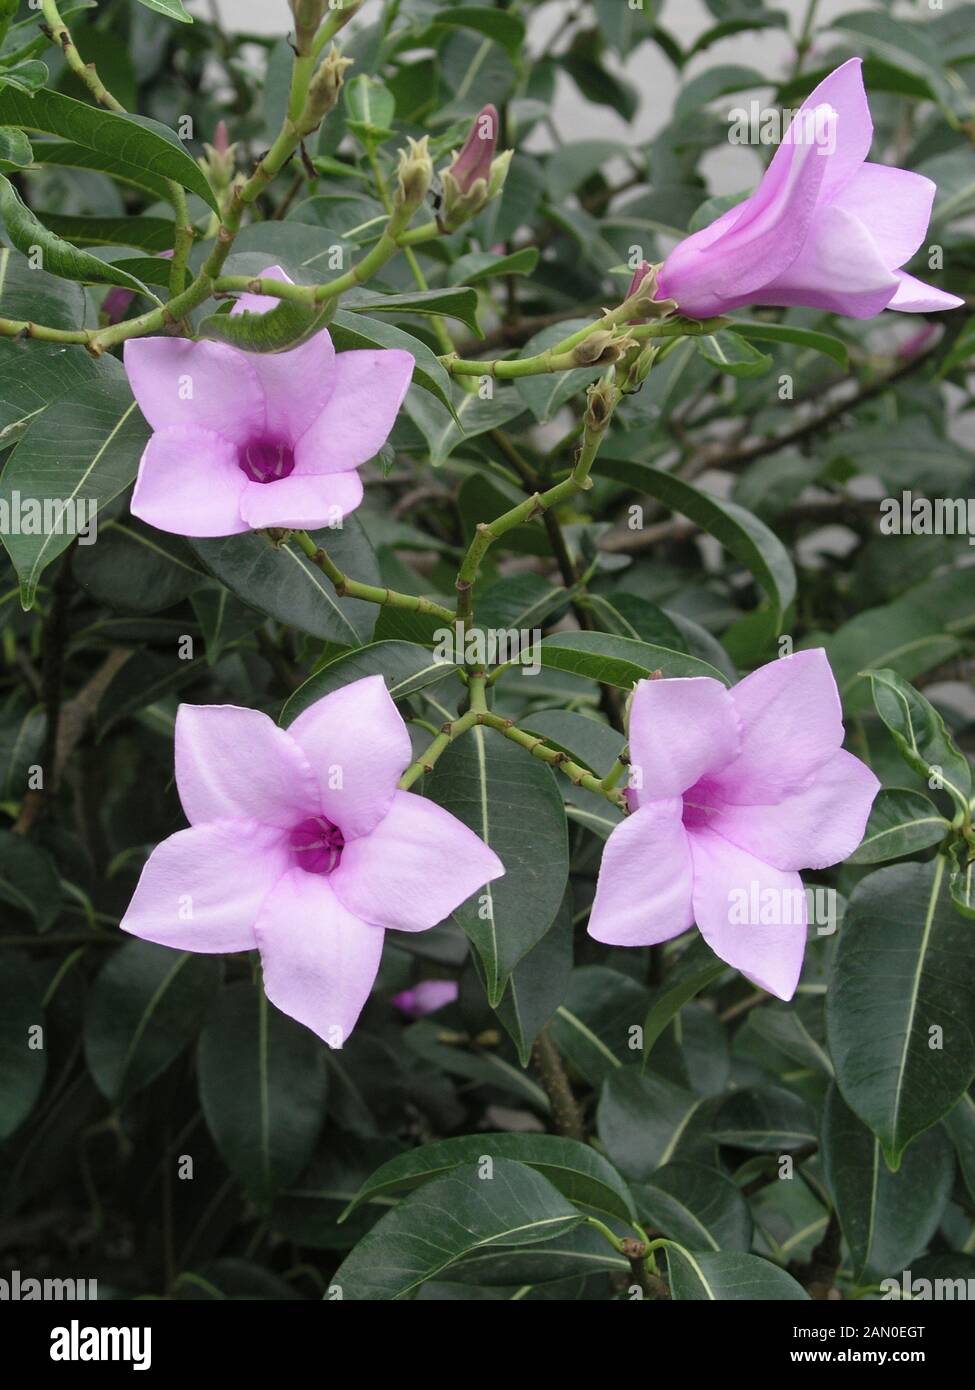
626 260 653 300
449 104 499 195
392 980 459 1019
213 119 230 156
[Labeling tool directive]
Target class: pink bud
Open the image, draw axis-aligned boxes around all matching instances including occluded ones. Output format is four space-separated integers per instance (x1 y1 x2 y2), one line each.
626 260 652 300
213 120 230 156
392 979 459 1019
449 104 499 194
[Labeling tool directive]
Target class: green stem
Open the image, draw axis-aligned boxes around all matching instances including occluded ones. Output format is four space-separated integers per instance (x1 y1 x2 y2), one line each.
293 530 455 623
476 711 627 808
397 709 479 790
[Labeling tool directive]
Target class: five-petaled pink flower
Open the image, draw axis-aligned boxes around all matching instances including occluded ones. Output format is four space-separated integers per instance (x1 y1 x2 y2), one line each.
120 675 503 1045
588 650 879 1001
657 58 964 320
123 265 413 537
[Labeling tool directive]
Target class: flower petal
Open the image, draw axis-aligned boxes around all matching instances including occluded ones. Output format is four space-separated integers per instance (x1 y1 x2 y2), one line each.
658 131 829 316
759 202 899 317
121 820 289 952
255 868 384 1047
124 337 263 445
130 426 248 538
628 676 739 802
833 163 935 269
776 55 872 202
587 800 694 946
706 749 880 871
285 674 412 839
238 469 363 530
294 349 414 476
888 271 965 313
709 649 844 805
176 704 321 828
689 828 807 1001
330 790 504 931
227 263 339 443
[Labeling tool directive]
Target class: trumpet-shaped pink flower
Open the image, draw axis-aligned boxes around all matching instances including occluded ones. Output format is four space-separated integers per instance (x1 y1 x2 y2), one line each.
120 675 503 1045
588 650 879 1000
657 59 964 320
123 266 414 537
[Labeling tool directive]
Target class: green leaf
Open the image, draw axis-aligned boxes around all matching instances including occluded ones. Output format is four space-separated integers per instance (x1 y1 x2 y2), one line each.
340 1133 636 1226
330 309 454 412
0 340 112 446
710 1086 817 1152
72 519 207 615
550 966 648 1084
866 669 972 816
135 0 192 20
421 5 526 61
0 244 85 327
331 1158 584 1300
726 319 850 370
281 640 459 724
0 952 46 1140
596 457 796 639
190 517 381 644
540 630 729 689
0 124 31 171
846 788 949 866
0 701 45 803
664 1248 808 1300
30 213 176 253
0 369 149 608
426 727 569 1006
446 247 539 286
597 1067 705 1181
0 176 152 295
190 587 263 665
642 936 726 1063
0 86 218 212
947 839 975 921
492 893 573 1066
821 1084 954 1281
197 982 328 1208
697 330 773 378
827 857 975 1168
26 137 173 204
343 75 396 147
199 295 331 354
347 285 481 336
633 1161 752 1252
0 829 60 930
84 941 221 1103
0 60 47 95
95 649 206 739
404 385 525 466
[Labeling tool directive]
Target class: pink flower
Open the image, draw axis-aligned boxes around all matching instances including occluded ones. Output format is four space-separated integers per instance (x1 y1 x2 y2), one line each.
588 650 879 1001
447 104 499 194
657 59 964 320
119 675 503 1045
392 979 459 1018
123 266 414 537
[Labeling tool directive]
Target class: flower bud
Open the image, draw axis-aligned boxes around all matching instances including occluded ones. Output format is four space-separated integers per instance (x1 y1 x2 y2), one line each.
301 45 353 129
395 135 434 213
290 0 328 54
448 104 499 194
623 260 676 322
198 120 236 189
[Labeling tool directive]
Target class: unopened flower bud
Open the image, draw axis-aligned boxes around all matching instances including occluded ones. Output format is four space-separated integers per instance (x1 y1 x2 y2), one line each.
487 149 513 200
198 120 237 188
395 135 433 213
290 0 328 54
449 104 499 195
302 45 353 129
